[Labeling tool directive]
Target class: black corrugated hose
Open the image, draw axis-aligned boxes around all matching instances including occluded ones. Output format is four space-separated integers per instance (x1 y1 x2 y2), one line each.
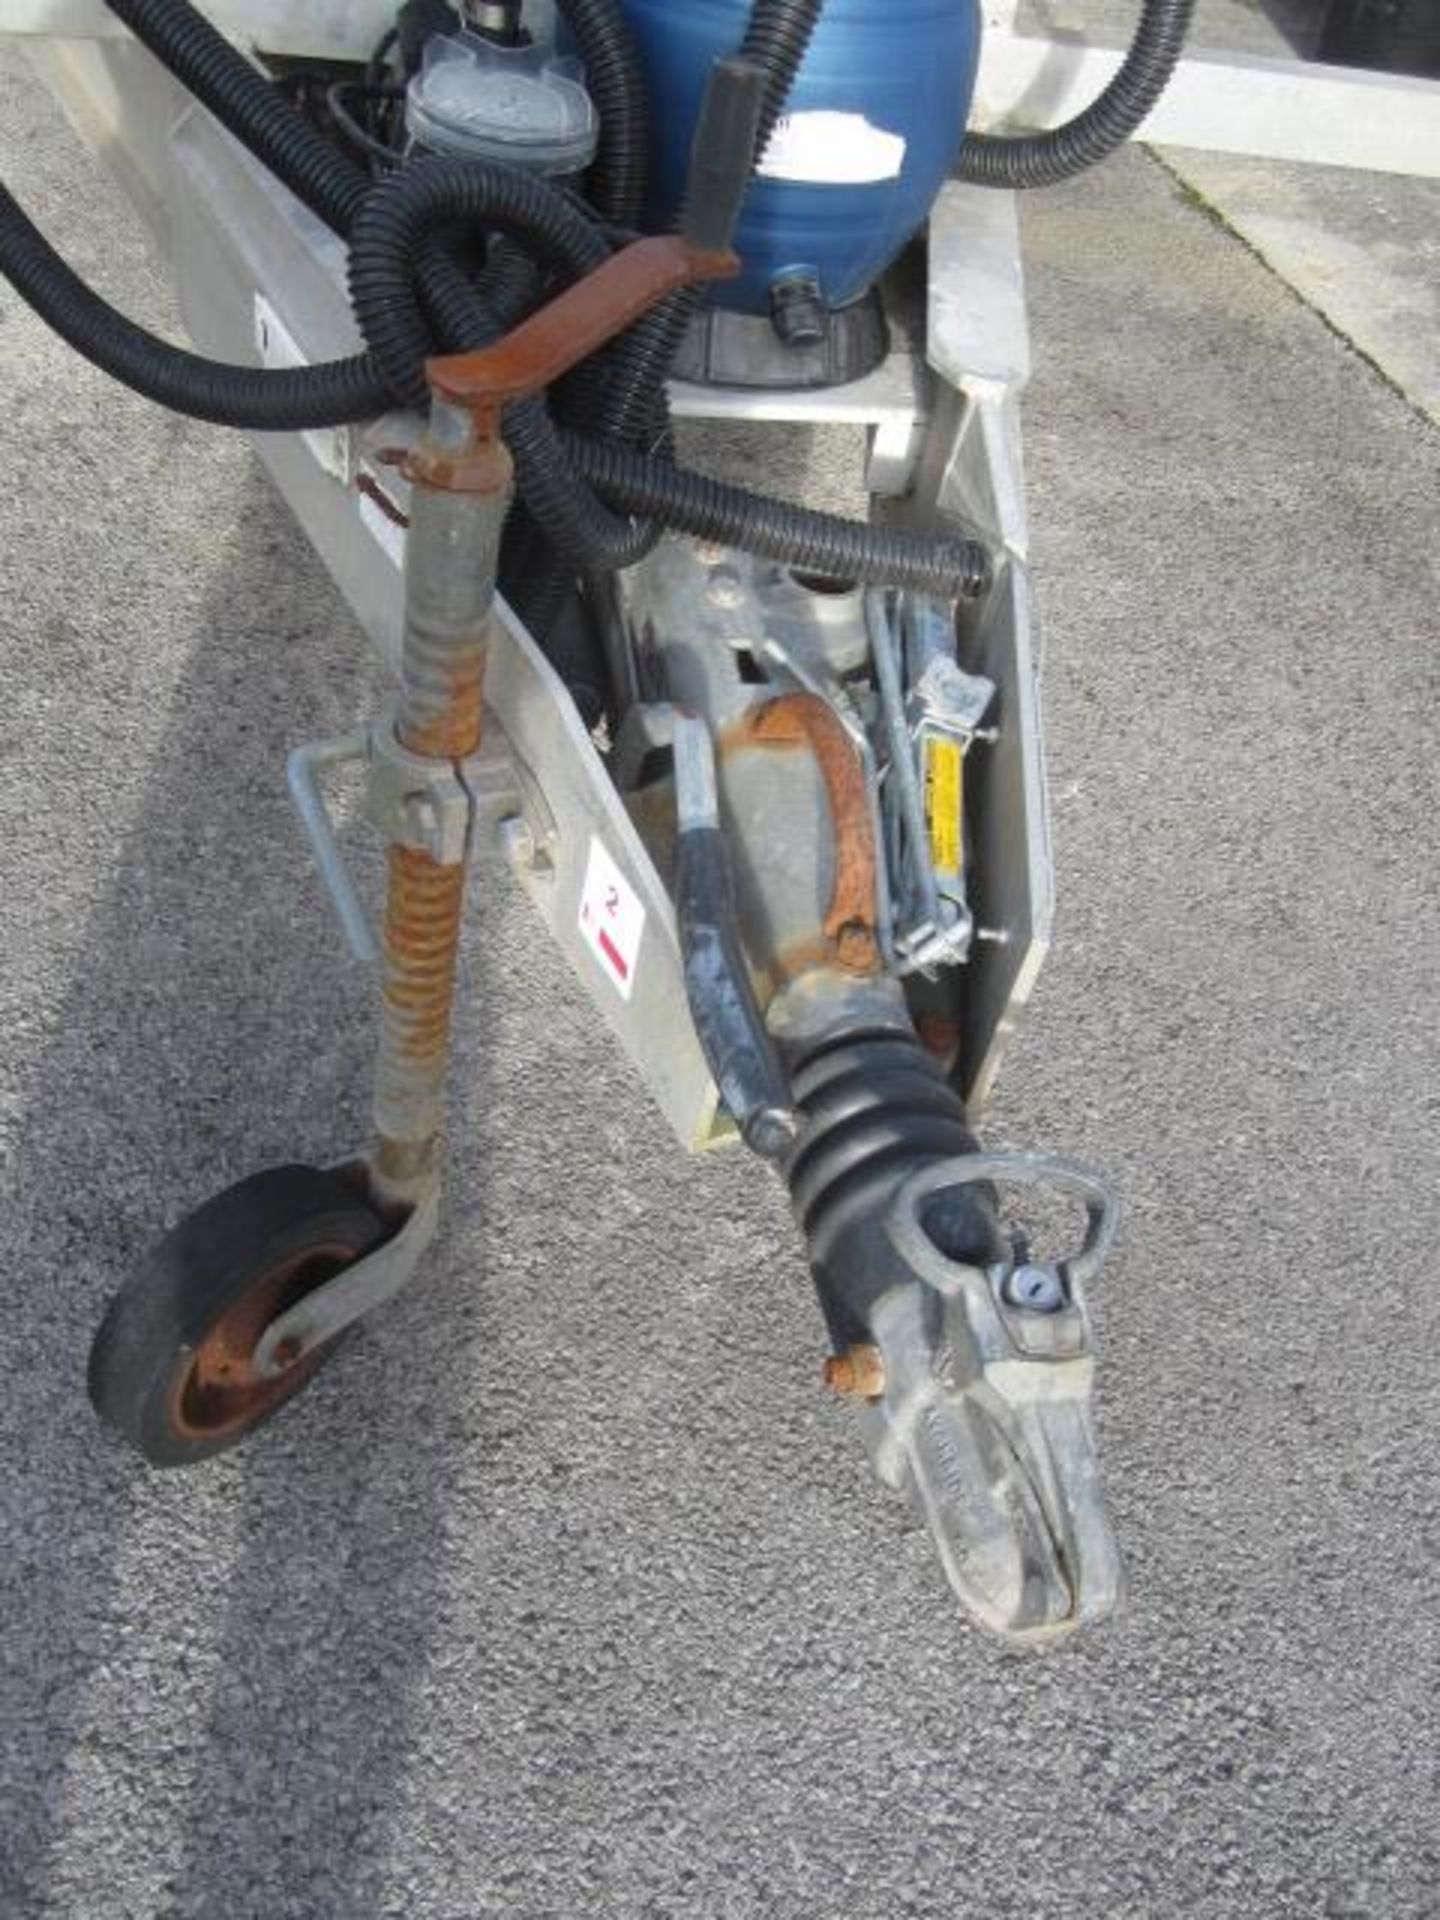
514 0 829 636
0 158 987 601
350 160 656 573
584 0 827 459
957 0 1194 188
372 171 986 598
739 0 829 152
103 0 368 233
0 185 388 429
563 432 991 599
553 0 649 227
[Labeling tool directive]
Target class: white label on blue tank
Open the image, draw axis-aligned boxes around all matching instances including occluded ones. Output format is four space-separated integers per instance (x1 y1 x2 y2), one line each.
757 111 906 186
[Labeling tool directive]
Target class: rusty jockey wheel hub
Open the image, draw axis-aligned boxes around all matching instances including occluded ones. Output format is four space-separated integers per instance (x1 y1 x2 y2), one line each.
167 1243 355 1442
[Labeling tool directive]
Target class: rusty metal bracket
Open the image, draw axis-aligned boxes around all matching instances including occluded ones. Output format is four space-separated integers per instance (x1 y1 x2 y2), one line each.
725 692 883 976
287 718 521 965
425 235 738 435
365 706 475 866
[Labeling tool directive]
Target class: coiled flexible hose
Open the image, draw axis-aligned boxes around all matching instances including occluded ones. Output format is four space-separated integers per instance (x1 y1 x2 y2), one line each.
0 0 994 608
349 160 656 572
0 163 990 597
358 171 992 597
738 0 829 151
86 0 667 603
957 0 1194 188
348 161 608 407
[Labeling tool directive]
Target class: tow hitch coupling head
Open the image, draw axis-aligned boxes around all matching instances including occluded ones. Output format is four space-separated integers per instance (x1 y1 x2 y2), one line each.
858 1154 1122 1642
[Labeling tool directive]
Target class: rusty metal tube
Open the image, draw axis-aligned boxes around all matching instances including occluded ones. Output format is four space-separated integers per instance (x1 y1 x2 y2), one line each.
373 408 514 1191
395 411 513 756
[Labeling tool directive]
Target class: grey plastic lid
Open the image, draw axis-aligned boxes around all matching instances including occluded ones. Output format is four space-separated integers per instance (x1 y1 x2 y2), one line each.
406 34 599 176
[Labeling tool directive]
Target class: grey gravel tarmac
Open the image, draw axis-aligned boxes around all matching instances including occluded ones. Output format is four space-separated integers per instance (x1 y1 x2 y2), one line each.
2 43 1438 1920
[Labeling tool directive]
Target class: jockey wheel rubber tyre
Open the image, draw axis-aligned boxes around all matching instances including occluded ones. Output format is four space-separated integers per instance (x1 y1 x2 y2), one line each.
87 1163 388 1468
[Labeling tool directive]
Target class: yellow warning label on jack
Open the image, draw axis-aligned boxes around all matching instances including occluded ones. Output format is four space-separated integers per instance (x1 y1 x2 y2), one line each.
924 734 964 876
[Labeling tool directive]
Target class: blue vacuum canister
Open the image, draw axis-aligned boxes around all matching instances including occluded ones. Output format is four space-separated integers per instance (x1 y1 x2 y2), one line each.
618 0 981 386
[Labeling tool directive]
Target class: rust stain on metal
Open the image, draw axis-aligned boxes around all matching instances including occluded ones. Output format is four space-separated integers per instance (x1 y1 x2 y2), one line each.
822 1344 887 1401
168 1246 350 1441
371 449 504 1183
725 693 881 977
404 431 514 498
426 235 738 417
399 657 487 762
915 1012 962 1065
764 935 846 995
355 470 410 529
380 844 468 1070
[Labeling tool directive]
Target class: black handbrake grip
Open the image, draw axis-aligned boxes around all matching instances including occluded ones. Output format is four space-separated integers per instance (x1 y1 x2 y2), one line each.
681 56 769 256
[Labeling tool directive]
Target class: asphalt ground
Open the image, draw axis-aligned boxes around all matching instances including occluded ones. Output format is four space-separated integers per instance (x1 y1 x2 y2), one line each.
2 43 1438 1920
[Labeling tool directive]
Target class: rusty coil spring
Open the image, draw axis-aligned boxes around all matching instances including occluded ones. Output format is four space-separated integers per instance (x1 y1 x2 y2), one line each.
374 844 469 1183
374 563 491 1182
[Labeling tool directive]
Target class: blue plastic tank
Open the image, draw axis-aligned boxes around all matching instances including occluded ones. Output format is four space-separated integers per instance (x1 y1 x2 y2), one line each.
616 0 982 315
